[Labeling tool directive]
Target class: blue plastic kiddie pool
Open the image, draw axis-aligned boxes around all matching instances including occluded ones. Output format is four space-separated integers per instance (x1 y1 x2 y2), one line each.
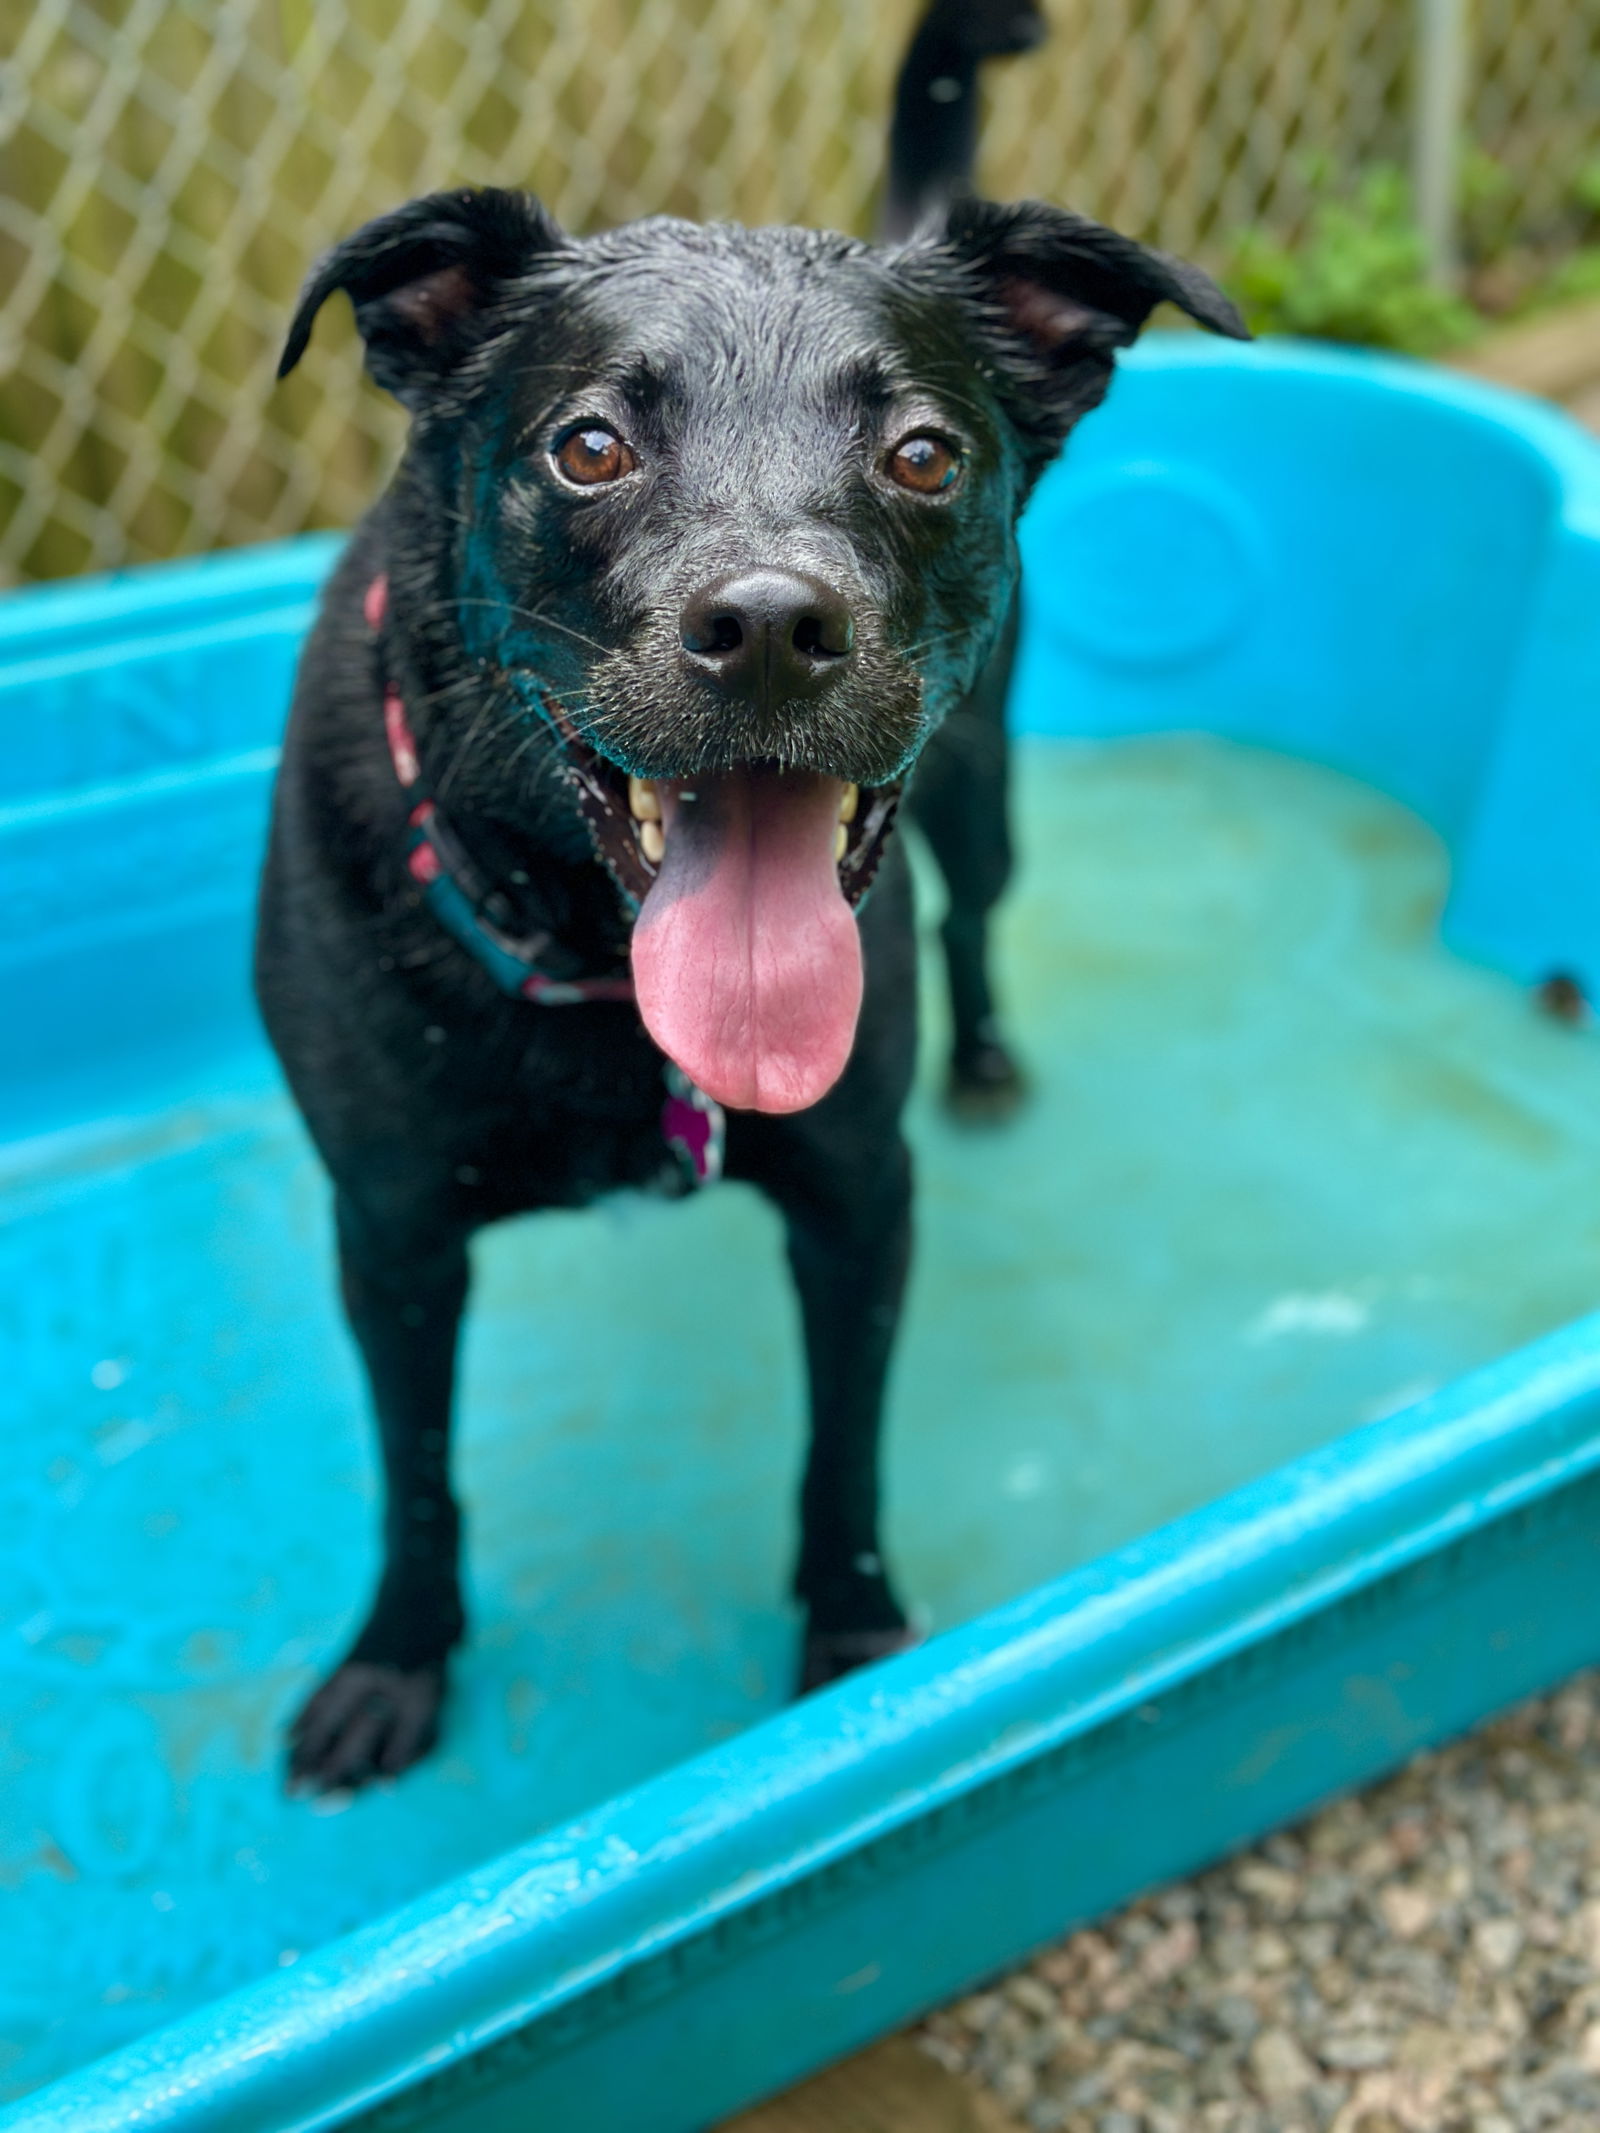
5 339 1600 2130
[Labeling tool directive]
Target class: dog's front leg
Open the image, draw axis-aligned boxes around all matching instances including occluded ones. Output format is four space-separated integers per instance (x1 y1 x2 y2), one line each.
286 1189 469 1793
778 1137 921 1693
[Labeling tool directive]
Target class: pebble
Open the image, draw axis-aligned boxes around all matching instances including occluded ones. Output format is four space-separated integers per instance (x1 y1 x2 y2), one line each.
1249 2026 1316 2099
918 1673 1600 2133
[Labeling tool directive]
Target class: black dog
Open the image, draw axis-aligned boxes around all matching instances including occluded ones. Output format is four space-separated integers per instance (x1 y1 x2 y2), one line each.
258 1 1246 1793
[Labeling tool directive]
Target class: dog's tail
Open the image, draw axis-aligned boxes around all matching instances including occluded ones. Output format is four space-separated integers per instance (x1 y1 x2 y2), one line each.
880 0 1048 241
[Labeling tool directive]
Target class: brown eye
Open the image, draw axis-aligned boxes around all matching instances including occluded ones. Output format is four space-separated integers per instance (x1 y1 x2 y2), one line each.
887 432 960 495
553 424 636 487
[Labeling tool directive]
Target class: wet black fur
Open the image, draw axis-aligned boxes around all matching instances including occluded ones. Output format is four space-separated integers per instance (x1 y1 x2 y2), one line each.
258 6 1245 1791
883 0 1049 243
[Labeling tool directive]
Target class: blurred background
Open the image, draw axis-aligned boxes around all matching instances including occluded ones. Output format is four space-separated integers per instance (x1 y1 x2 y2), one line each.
2 0 1598 588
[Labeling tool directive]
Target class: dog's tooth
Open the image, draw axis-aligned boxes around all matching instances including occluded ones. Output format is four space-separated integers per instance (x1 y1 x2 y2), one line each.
838 783 859 824
834 823 848 863
629 776 662 823
640 819 666 865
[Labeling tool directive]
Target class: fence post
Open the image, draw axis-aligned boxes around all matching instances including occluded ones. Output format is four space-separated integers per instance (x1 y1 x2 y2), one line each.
1413 0 1468 283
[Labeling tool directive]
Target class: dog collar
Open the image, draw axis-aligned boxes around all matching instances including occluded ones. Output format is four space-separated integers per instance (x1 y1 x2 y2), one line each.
366 574 635 1008
364 573 724 1187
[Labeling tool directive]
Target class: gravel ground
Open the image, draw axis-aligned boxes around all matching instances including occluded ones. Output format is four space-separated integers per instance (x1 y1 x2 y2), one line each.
918 1675 1600 2133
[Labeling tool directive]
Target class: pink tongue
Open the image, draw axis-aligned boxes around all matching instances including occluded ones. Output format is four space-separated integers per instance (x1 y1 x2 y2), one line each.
631 766 861 1114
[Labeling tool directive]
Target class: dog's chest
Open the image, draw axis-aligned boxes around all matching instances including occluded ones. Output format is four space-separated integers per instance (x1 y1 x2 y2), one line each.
418 999 719 1214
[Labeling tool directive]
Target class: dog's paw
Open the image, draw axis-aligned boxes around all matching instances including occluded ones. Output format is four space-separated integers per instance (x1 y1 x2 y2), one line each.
285 1660 447 1795
946 1037 1027 1124
797 1623 925 1696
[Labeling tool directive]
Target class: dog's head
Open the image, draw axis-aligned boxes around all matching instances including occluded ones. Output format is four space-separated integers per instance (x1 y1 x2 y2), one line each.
282 189 1244 1111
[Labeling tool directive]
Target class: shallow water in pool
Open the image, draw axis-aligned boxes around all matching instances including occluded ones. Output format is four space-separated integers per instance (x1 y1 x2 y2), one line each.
5 732 1600 2096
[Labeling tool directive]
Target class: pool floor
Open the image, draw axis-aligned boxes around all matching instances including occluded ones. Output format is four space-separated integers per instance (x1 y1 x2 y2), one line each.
6 733 1600 2096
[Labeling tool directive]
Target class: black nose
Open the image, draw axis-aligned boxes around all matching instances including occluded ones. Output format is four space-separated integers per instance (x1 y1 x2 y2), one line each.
679 569 855 703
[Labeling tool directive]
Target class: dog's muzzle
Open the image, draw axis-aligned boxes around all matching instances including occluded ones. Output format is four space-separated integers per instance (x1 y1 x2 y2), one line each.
679 567 855 710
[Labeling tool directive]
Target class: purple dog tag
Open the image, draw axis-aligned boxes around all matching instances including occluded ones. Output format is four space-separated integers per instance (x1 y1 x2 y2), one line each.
661 1064 726 1188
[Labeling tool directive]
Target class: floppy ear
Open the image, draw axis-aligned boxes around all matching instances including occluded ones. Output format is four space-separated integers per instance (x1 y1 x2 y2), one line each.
277 186 568 407
927 197 1249 464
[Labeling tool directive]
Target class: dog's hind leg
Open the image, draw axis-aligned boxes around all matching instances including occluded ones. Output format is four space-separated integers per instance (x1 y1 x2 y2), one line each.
286 1186 469 1793
883 2 1041 1122
906 586 1027 1119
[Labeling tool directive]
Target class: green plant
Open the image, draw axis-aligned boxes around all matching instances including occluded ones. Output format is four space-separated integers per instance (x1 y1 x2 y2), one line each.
1458 147 1520 263
1549 247 1600 301
1573 160 1600 221
1227 164 1480 355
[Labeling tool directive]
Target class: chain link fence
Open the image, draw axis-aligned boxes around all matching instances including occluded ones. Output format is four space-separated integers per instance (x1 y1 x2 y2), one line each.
3 0 1597 585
